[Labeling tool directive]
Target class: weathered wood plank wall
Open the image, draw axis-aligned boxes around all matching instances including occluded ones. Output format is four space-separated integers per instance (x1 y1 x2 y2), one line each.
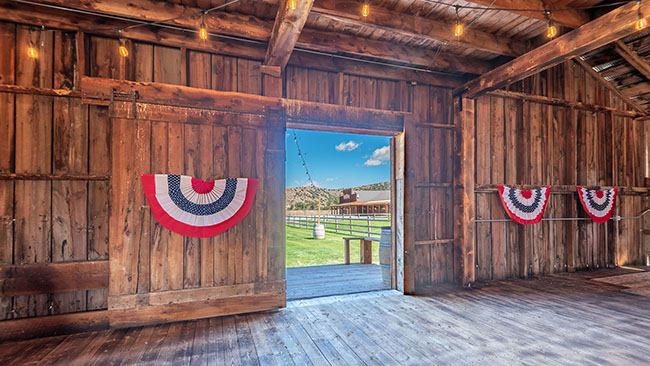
473 61 650 282
0 24 111 322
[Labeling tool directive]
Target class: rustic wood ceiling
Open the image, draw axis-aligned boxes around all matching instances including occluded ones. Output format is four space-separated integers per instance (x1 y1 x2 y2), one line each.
160 0 607 63
5 0 649 109
581 28 650 112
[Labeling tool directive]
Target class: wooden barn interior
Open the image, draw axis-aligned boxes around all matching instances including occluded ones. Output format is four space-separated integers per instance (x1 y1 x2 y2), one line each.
1 0 650 363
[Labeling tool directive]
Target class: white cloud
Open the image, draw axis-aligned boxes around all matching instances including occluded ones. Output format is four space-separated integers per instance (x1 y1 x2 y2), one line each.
326 177 338 182
364 145 390 166
335 140 360 152
364 159 382 166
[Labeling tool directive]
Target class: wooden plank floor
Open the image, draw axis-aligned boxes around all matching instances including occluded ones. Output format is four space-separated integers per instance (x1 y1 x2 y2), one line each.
1 267 649 365
286 264 390 300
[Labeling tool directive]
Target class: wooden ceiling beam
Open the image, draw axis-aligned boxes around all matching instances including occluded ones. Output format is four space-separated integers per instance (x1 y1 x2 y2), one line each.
466 0 590 29
295 29 491 75
28 0 487 74
614 40 650 82
266 0 528 57
0 2 466 88
455 1 650 98
265 0 314 69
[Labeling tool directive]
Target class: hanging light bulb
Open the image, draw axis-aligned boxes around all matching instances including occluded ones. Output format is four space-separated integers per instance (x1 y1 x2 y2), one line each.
636 1 646 30
27 40 37 59
290 0 297 10
454 6 463 37
116 30 128 57
199 12 208 40
546 22 557 38
27 28 37 58
545 11 557 39
454 23 463 37
362 1 369 17
118 39 129 58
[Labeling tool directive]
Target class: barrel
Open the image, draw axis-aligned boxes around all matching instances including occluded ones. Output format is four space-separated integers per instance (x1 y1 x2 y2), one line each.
313 224 325 239
379 226 392 285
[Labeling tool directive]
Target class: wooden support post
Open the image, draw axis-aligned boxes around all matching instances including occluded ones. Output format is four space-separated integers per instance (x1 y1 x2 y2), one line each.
265 0 314 69
361 239 373 264
345 239 350 265
263 74 283 98
454 97 476 286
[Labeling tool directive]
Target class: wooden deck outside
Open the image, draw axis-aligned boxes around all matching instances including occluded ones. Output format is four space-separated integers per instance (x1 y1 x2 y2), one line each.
1 267 649 365
286 264 390 301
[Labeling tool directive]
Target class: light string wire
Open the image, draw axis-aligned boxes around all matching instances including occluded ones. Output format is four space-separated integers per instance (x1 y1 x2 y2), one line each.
14 0 640 41
10 0 461 76
107 0 240 33
421 0 636 13
291 129 319 196
11 0 646 71
10 0 240 35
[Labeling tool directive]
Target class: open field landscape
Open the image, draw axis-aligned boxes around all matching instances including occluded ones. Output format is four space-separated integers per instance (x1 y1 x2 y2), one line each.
285 224 380 267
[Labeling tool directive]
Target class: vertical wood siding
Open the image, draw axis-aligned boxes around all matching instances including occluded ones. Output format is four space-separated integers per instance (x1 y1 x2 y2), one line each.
474 62 650 282
0 26 111 320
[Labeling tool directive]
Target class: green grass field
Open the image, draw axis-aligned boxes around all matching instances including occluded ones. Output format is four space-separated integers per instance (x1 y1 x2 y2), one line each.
286 223 385 267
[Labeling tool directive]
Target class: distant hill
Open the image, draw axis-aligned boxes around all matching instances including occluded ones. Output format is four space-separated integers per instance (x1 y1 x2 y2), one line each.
354 181 391 191
286 181 390 210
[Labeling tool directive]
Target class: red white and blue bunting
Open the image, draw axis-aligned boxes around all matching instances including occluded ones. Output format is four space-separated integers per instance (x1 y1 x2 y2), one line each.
141 174 258 238
498 185 551 225
576 186 617 223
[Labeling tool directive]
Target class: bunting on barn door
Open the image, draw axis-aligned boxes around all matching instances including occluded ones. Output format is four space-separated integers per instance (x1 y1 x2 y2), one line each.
576 186 617 223
141 174 258 238
498 185 551 225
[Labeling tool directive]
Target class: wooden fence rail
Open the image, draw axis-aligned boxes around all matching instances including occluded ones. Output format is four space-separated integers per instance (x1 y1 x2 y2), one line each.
286 214 391 239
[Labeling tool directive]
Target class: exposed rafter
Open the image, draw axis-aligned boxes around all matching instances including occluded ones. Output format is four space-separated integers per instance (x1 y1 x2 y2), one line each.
466 0 590 29
573 57 647 114
26 0 488 74
455 1 650 98
614 40 650 83
265 0 314 69
269 0 528 57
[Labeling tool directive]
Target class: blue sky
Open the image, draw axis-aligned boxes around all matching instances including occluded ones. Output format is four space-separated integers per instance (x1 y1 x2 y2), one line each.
286 129 391 189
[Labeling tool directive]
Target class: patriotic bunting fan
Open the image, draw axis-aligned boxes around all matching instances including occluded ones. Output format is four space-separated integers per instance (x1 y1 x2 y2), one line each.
141 174 258 238
577 186 617 223
498 185 551 225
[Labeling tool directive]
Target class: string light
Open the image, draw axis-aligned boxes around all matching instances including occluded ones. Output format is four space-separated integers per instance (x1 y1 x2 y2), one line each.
27 28 37 58
454 6 463 37
118 42 128 57
546 23 557 38
199 12 208 40
292 130 319 195
362 1 370 17
118 36 129 58
636 1 646 30
27 41 37 58
290 0 296 10
545 11 557 39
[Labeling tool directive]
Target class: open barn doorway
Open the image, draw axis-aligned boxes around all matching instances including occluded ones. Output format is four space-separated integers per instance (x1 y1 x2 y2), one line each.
285 129 402 300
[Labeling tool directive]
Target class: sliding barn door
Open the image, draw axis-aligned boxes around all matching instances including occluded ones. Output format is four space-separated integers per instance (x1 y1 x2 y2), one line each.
403 87 457 294
107 101 285 327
